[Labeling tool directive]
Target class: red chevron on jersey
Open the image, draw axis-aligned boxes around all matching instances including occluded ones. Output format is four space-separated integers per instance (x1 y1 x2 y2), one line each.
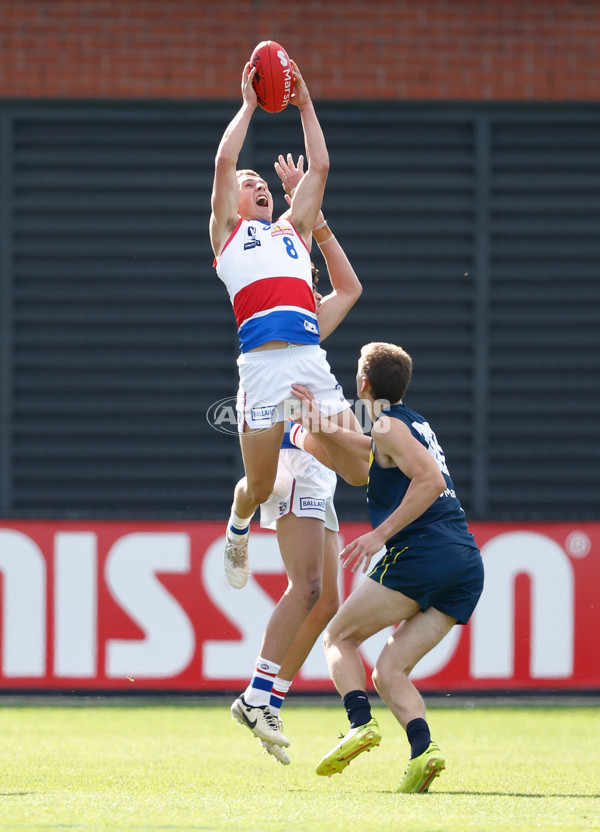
233 276 316 328
215 216 318 351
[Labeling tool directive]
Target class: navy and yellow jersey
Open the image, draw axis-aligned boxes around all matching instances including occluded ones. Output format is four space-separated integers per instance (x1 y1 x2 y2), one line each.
367 403 477 552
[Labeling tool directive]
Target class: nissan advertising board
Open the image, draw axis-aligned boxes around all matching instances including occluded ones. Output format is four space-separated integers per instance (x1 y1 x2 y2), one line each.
0 521 597 692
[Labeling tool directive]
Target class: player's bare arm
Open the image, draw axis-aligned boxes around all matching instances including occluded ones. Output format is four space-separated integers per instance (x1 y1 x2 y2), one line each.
313 231 362 340
288 62 329 244
209 63 257 257
339 421 446 574
291 383 371 473
373 417 446 525
275 153 362 340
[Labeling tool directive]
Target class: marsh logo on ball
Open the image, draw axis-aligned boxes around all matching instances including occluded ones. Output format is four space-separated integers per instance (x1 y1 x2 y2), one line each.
249 40 294 113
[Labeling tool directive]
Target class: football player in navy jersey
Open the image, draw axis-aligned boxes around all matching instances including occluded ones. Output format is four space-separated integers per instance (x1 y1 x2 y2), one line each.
291 342 484 793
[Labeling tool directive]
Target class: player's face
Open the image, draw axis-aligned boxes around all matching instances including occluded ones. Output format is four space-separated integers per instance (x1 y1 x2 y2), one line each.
313 288 323 313
237 175 273 221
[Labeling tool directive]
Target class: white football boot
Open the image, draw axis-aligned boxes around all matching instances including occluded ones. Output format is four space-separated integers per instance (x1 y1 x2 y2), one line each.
230 697 290 746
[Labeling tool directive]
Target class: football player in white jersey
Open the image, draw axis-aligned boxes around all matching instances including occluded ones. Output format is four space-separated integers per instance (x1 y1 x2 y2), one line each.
229 155 366 762
209 59 364 605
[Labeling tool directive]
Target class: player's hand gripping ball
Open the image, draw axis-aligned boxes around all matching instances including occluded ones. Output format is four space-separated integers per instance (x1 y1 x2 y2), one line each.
250 40 294 113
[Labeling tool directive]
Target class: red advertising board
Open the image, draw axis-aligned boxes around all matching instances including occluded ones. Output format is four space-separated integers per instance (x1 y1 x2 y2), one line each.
0 520 598 691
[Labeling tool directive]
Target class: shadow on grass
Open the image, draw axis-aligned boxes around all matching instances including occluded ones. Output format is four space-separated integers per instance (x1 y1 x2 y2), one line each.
435 790 600 799
286 788 600 800
0 792 36 797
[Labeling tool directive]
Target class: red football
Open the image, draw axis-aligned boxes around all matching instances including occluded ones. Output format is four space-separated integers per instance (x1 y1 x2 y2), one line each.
250 40 294 114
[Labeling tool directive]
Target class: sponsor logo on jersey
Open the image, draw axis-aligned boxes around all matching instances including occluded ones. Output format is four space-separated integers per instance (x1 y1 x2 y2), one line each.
278 501 288 516
299 497 326 512
441 487 457 499
271 222 293 237
244 224 261 250
250 404 276 422
304 319 318 334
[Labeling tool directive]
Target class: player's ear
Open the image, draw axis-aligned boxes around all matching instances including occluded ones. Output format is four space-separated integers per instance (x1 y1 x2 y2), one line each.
359 375 370 395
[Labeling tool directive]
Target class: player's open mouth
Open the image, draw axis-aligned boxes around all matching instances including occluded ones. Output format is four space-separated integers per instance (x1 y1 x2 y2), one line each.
257 195 268 206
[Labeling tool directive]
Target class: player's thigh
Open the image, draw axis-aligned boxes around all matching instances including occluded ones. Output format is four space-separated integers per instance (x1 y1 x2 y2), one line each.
378 606 456 676
326 577 421 646
276 514 325 581
328 404 362 433
239 421 285 489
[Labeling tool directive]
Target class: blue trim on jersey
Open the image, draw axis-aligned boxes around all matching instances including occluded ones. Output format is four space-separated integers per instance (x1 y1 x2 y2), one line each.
238 309 320 352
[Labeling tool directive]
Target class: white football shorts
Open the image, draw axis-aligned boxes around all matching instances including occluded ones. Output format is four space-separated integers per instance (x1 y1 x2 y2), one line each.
236 343 349 432
260 448 339 532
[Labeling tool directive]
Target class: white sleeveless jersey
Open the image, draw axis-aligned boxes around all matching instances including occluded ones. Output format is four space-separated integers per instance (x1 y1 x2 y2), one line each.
214 216 320 352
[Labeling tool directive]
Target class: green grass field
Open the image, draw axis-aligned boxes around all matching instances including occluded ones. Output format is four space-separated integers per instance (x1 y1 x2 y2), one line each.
0 699 598 832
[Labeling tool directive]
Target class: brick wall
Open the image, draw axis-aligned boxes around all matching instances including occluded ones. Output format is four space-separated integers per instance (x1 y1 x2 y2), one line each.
1 0 599 100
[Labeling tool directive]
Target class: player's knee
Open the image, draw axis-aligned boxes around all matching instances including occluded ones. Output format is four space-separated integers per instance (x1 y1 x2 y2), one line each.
304 575 323 611
373 652 410 691
371 662 398 701
322 614 348 652
315 591 339 627
322 624 336 652
371 664 385 696
247 480 275 506
288 574 322 612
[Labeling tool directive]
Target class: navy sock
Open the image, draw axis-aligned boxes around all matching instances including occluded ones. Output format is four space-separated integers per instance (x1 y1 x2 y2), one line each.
343 690 372 729
406 717 431 759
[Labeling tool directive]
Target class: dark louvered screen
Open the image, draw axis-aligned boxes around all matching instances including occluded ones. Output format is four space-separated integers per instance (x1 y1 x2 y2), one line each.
0 103 598 521
488 118 600 519
262 112 479 519
7 107 241 518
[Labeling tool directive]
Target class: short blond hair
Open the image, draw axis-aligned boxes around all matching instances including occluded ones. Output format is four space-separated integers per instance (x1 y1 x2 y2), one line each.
236 169 261 180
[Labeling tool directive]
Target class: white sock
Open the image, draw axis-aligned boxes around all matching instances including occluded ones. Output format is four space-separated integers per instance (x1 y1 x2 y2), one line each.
243 656 281 707
227 511 253 543
269 677 293 717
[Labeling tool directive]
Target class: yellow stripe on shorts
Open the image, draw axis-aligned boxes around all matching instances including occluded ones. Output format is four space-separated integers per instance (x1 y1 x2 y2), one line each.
369 545 409 584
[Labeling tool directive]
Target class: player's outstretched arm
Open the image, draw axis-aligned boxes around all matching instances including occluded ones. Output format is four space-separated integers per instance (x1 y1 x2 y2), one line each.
288 62 329 244
209 63 257 257
371 418 447 539
337 419 448 575
313 220 362 341
275 153 362 341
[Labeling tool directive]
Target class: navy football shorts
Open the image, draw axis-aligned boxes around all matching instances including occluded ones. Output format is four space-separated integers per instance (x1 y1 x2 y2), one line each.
368 542 484 625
